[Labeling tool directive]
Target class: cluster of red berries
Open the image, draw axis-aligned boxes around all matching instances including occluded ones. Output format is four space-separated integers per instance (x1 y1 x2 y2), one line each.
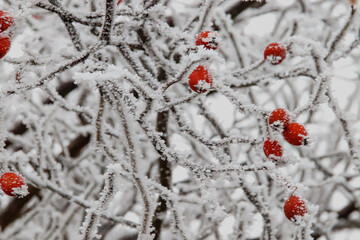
0 10 13 60
263 108 308 161
0 172 27 197
188 40 286 93
188 38 305 222
263 44 310 222
188 31 219 93
263 108 309 222
0 1 310 226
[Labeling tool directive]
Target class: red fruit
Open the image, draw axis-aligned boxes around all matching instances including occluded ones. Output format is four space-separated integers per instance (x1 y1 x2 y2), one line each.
117 0 122 5
264 42 286 65
269 108 290 129
188 65 213 93
263 139 283 161
284 195 307 222
0 35 11 59
0 172 26 197
0 11 14 33
282 123 308 146
195 31 218 50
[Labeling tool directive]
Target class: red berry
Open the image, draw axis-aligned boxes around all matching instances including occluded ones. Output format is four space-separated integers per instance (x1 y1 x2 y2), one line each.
263 139 283 161
269 108 291 129
117 0 122 5
195 31 218 50
264 42 286 65
0 11 14 33
188 65 213 93
282 123 308 146
0 35 11 59
284 195 307 222
0 172 26 197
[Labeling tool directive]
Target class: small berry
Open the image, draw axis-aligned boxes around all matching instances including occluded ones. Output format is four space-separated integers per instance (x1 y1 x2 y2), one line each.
117 0 123 5
269 108 291 129
263 139 283 161
0 35 11 59
188 65 213 93
0 11 14 33
350 0 357 6
282 123 308 146
0 172 27 197
195 31 218 50
264 42 286 65
284 195 307 222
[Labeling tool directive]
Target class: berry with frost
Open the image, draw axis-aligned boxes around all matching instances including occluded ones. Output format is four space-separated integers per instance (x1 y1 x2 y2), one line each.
284 195 307 222
0 11 14 33
264 42 286 65
282 123 308 146
0 172 27 197
0 35 11 59
188 65 213 93
269 108 291 129
195 31 218 50
263 138 283 161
